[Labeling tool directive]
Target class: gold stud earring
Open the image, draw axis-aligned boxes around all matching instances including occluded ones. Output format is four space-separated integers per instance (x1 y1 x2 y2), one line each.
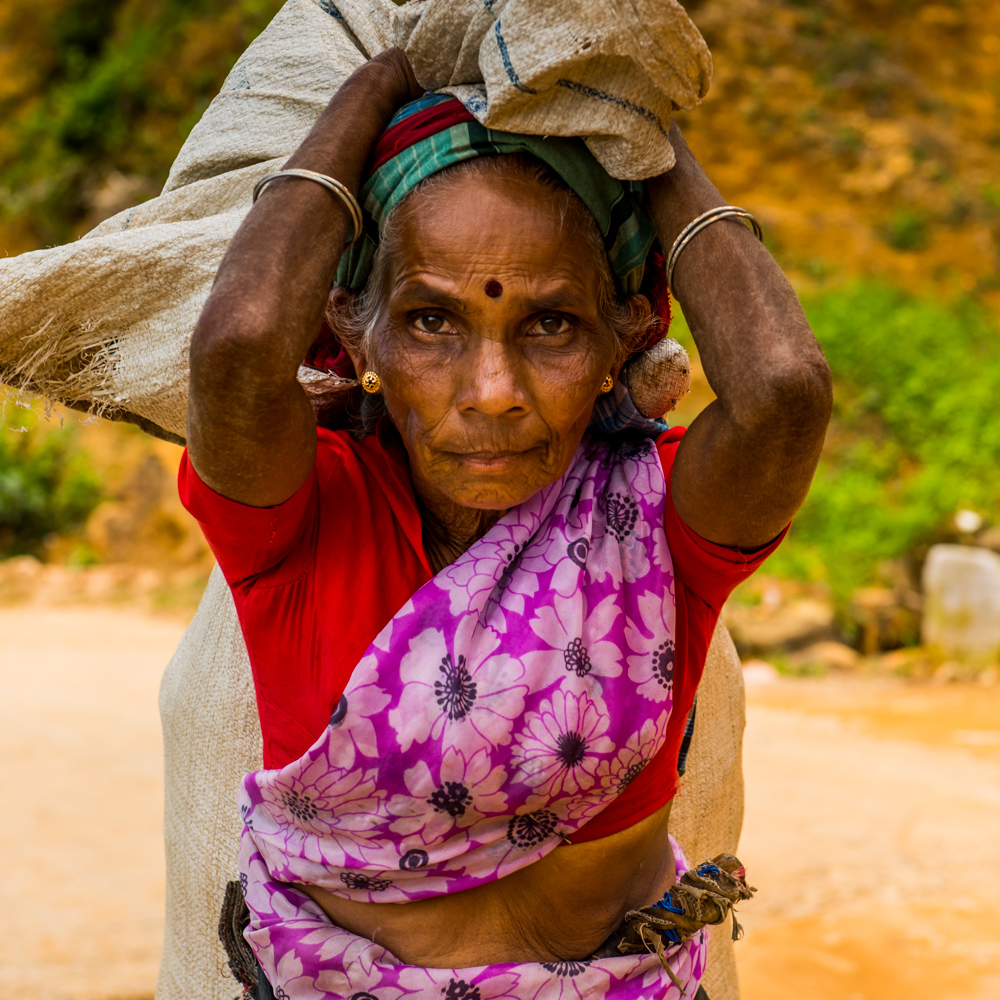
600 374 614 394
360 370 381 394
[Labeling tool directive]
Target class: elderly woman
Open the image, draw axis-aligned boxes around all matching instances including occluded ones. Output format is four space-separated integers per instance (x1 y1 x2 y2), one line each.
183 48 830 1000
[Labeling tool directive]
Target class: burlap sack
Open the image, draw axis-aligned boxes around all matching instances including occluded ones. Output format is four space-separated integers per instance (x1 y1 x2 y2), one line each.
0 0 709 444
670 622 747 1000
399 0 711 179
159 568 745 1000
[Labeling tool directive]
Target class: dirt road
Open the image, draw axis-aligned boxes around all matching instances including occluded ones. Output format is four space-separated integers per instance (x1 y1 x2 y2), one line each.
2 607 998 999
737 677 1000 1000
0 607 186 1000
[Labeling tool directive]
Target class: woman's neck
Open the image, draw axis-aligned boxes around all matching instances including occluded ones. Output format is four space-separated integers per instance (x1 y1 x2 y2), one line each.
417 492 507 574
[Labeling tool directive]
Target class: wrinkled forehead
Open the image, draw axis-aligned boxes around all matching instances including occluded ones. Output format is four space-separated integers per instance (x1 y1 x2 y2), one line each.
386 169 608 300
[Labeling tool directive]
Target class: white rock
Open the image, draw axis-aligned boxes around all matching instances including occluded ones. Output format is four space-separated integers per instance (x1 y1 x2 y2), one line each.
922 544 1000 663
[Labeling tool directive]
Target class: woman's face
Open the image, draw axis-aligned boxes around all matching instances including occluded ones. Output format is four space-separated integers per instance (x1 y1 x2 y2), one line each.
346 171 620 512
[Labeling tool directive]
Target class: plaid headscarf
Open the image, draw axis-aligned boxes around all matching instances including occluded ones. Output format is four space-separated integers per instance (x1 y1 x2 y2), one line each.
335 93 658 296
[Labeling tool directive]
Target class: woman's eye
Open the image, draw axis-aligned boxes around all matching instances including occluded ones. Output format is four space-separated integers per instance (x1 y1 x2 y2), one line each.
532 316 571 336
414 314 449 333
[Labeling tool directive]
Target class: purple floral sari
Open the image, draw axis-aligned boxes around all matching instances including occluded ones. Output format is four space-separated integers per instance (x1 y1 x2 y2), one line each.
238 435 708 998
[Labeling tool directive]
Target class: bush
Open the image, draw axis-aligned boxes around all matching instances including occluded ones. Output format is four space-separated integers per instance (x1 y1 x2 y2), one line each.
0 0 286 246
767 284 1000 604
672 283 1000 611
879 210 929 251
0 419 103 558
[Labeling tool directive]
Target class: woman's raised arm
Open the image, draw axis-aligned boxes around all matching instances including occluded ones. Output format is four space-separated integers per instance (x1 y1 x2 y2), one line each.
647 123 833 549
186 50 421 508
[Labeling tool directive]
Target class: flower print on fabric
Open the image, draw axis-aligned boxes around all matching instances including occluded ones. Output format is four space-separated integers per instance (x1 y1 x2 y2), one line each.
321 674 390 767
510 689 615 798
504 808 561 848
339 870 393 892
605 491 639 541
442 531 539 627
516 527 592 601
386 746 508 844
389 617 529 755
254 754 387 862
523 591 624 682
605 489 653 585
397 967 523 1000
512 461 600 601
527 960 613 1000
267 951 312 1000
239 436 708 999
617 437 659 496
594 711 671 796
625 589 679 702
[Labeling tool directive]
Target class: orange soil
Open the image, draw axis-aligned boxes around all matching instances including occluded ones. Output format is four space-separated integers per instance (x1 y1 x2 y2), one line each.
3 610 998 999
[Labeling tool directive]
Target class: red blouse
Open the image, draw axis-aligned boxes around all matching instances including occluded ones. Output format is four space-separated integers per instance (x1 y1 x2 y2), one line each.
179 421 780 844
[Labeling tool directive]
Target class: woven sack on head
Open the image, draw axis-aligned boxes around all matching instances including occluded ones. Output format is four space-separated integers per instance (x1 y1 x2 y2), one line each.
398 0 711 179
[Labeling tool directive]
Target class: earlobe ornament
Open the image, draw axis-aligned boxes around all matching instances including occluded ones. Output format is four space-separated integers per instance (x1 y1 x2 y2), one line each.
601 374 615 394
360 370 382 394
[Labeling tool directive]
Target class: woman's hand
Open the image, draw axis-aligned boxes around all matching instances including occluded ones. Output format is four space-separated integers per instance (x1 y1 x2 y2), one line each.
646 124 832 549
186 50 421 508
287 48 423 190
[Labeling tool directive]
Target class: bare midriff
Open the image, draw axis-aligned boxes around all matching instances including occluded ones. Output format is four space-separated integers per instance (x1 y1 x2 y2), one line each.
298 800 675 968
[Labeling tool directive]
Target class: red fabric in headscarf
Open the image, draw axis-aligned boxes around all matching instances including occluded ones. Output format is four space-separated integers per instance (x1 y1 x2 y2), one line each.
368 99 479 174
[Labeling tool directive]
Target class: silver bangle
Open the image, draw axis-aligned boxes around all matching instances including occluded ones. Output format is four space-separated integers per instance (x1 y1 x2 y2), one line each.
665 206 764 289
252 168 363 246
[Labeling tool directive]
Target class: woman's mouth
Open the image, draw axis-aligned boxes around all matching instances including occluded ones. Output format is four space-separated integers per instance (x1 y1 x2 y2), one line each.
455 447 542 471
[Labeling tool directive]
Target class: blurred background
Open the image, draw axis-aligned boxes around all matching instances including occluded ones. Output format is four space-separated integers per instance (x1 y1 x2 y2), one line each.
1 1 998 999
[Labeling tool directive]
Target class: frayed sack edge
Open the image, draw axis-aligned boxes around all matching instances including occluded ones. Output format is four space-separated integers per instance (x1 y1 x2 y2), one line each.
0 317 186 444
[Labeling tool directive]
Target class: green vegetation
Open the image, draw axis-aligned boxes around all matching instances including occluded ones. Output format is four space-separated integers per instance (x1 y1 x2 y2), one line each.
673 282 1000 609
0 0 284 247
771 284 1000 603
879 210 930 252
0 409 103 559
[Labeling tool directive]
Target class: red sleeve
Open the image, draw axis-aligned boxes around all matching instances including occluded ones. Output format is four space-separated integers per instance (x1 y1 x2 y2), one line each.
657 427 788 611
177 451 318 589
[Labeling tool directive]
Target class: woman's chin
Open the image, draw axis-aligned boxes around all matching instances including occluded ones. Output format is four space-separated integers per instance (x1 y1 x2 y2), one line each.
443 456 561 510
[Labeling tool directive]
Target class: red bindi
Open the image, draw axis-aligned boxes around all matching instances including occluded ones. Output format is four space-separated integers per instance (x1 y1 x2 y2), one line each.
484 279 503 298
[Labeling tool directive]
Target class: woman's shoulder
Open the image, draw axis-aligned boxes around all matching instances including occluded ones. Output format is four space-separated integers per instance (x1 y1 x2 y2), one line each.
314 422 417 514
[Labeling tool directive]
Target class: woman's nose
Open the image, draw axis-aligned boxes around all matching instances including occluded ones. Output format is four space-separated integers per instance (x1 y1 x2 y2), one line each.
456 337 531 418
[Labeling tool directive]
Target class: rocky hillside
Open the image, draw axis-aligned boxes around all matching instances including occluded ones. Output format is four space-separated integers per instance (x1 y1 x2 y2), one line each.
678 0 1000 305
